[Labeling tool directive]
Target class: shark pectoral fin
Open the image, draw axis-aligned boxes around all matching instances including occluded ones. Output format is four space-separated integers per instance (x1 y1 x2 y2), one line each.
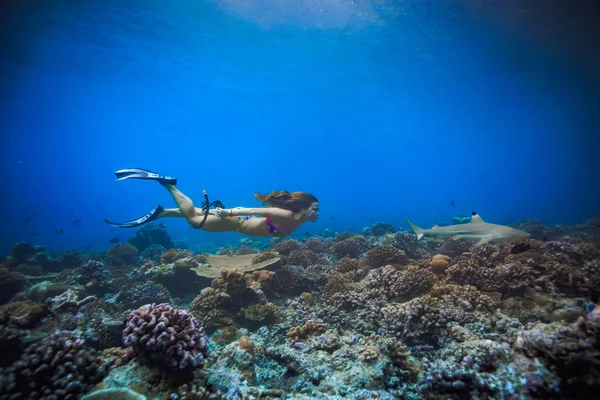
475 237 493 246
416 233 424 240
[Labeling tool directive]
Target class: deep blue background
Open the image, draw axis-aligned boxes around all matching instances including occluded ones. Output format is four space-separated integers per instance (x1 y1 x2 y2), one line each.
1 0 599 255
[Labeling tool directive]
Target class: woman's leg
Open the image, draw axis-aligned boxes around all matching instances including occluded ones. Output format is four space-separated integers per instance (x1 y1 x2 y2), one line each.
160 184 233 231
158 208 185 218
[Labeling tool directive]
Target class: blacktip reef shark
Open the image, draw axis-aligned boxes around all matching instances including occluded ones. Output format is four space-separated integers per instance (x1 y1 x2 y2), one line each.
406 211 531 246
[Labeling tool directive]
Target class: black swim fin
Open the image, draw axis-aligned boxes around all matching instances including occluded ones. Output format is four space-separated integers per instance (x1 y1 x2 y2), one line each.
104 205 164 228
114 168 177 185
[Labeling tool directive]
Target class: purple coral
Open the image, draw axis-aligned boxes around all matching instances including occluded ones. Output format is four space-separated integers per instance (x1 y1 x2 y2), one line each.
123 303 209 371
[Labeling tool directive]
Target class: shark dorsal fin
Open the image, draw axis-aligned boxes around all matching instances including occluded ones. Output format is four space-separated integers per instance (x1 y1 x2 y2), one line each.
470 211 485 224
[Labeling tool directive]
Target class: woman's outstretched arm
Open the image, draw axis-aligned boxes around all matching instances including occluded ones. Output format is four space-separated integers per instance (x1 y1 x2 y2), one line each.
219 207 293 219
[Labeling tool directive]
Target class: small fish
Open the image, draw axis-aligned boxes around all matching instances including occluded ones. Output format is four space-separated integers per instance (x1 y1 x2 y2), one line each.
54 229 63 235
30 231 38 236
72 218 82 226
109 237 121 244
450 200 455 207
510 242 531 254
330 216 336 221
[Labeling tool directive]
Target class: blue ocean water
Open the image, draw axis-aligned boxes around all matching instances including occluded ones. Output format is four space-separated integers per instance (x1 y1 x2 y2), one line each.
1 0 599 256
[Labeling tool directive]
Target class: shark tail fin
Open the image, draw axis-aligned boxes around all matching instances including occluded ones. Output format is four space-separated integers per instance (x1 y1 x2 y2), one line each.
406 216 425 240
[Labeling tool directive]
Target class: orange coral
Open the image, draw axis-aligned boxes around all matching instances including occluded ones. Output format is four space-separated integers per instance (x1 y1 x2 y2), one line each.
300 292 314 306
430 254 452 273
211 268 246 295
238 335 255 355
287 320 327 342
360 346 380 362
248 270 276 291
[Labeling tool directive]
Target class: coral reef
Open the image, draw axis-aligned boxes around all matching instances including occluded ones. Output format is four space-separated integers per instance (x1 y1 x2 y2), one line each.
1 217 599 399
106 243 138 268
123 303 209 371
273 240 301 256
139 244 167 264
362 222 397 237
429 254 452 273
302 238 330 255
331 237 363 259
128 223 175 252
361 245 409 269
243 303 283 324
286 250 328 267
287 320 327 342
0 331 111 399
80 299 126 350
189 287 234 329
117 281 172 310
0 268 25 304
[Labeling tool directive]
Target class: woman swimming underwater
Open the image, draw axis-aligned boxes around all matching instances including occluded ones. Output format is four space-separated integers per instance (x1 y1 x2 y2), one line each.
104 168 319 238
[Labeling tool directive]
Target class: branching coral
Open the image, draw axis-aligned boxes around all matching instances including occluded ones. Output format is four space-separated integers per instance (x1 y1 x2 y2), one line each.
116 281 172 309
302 238 330 254
243 303 283 323
46 288 96 315
0 331 111 399
274 239 301 256
127 222 175 252
0 301 48 329
392 232 432 260
368 264 438 300
360 245 409 269
286 250 328 267
189 287 234 329
106 243 138 267
381 284 501 346
331 237 363 259
161 248 193 264
362 222 396 237
333 257 361 273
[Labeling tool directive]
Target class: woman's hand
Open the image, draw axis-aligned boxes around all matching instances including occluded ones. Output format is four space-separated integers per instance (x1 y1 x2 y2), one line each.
215 207 229 218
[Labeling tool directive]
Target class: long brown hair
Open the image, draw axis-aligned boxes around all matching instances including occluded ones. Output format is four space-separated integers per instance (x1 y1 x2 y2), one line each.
254 190 318 212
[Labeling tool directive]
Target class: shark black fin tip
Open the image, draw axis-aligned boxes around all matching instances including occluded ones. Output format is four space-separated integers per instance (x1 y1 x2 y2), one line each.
472 211 477 216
